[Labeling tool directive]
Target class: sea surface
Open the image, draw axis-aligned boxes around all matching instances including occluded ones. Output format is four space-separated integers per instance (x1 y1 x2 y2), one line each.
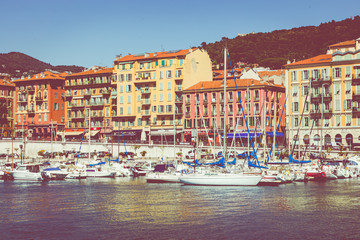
1 177 360 240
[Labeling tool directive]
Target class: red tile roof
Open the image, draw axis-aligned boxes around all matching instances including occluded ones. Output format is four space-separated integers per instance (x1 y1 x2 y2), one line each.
114 48 197 63
184 79 283 92
258 70 285 78
13 71 66 83
328 40 356 48
0 79 15 87
67 67 113 77
285 54 332 67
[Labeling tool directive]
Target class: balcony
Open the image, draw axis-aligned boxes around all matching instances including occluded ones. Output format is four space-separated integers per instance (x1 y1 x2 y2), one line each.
175 86 182 92
89 101 104 107
136 76 156 83
310 108 333 118
84 90 91 97
352 107 360 115
142 110 151 116
352 73 360 85
27 86 35 92
141 88 151 94
311 92 332 102
353 91 360 101
35 96 44 101
28 108 35 116
71 114 85 119
141 99 151 105
175 97 183 104
102 89 110 96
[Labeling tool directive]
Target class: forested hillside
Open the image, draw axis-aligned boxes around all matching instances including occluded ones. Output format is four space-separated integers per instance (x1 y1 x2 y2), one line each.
200 16 360 69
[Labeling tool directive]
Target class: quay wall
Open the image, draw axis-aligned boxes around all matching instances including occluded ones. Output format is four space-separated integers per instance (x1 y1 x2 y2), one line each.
0 140 213 160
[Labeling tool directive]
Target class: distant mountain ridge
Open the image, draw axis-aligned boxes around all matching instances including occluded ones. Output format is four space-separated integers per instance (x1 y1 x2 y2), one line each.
200 16 360 69
0 52 85 78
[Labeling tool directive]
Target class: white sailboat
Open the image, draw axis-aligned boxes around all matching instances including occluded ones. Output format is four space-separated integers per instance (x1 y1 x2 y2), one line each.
11 163 45 181
179 48 262 186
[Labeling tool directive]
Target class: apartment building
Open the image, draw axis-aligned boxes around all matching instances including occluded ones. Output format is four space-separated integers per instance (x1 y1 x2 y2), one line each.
182 78 286 146
285 37 360 150
112 48 212 143
0 79 15 138
13 71 66 140
64 67 114 141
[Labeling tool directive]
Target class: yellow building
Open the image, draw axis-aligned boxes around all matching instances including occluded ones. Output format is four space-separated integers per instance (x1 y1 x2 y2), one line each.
112 48 212 143
285 37 360 151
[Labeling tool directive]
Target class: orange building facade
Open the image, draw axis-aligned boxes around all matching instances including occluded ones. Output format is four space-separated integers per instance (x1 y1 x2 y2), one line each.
13 71 66 140
0 79 15 138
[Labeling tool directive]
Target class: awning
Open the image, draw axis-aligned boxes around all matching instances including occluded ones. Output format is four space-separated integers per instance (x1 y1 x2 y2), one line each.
65 131 85 136
151 130 180 136
113 130 141 137
85 130 100 137
266 132 284 137
225 132 262 138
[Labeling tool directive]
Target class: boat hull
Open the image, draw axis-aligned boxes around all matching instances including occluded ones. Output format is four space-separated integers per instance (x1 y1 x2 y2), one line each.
11 171 43 181
146 174 181 183
180 174 262 186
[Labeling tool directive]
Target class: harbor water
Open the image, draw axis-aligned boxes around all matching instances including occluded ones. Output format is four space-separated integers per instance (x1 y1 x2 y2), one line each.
1 177 360 240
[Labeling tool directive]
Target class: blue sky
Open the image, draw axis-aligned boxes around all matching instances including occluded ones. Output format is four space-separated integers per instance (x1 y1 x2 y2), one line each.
1 0 359 68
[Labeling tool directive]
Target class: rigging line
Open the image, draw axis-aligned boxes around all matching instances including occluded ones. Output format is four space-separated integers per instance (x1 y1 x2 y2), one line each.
290 92 310 156
120 128 129 160
253 96 266 154
76 130 86 165
301 116 316 161
227 53 262 168
266 94 288 164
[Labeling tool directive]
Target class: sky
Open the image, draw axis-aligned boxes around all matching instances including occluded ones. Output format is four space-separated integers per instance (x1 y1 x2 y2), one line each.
1 0 360 68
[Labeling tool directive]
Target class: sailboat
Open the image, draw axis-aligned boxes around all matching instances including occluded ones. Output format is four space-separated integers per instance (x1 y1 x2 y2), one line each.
179 48 262 186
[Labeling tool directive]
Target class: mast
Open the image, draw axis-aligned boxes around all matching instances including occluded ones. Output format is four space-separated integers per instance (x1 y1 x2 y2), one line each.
272 92 277 162
88 108 91 162
263 90 267 161
223 47 227 160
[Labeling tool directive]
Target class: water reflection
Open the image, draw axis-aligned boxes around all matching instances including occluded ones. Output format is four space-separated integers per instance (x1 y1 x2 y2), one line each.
1 178 360 239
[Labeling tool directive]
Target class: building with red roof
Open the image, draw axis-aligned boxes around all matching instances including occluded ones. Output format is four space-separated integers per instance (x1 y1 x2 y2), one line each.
13 71 67 140
182 77 285 146
64 66 114 141
285 37 360 152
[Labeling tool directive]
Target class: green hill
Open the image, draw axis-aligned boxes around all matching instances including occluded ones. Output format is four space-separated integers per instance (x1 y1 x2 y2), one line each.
0 52 84 78
200 16 360 69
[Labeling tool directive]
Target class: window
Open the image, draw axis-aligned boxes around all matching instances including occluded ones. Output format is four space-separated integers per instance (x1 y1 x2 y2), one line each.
127 96 131 104
44 113 47 122
126 74 132 81
119 74 124 82
126 85 132 92
294 117 299 127
167 93 172 101
166 70 172 78
294 102 299 112
304 117 309 127
336 116 341 126
158 105 164 113
159 71 163 79
159 94 163 102
291 71 297 81
137 118 142 126
119 107 123 115
120 96 123 104
166 105 172 112
137 106 141 113
38 114 42 122
159 82 163 91
127 106 131 114
175 69 182 77
54 92 58 99
302 70 309 80
137 95 141 102
334 68 341 79
167 82 172 90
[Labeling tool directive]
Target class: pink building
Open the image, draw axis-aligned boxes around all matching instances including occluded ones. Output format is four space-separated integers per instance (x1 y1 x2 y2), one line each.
182 78 286 146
